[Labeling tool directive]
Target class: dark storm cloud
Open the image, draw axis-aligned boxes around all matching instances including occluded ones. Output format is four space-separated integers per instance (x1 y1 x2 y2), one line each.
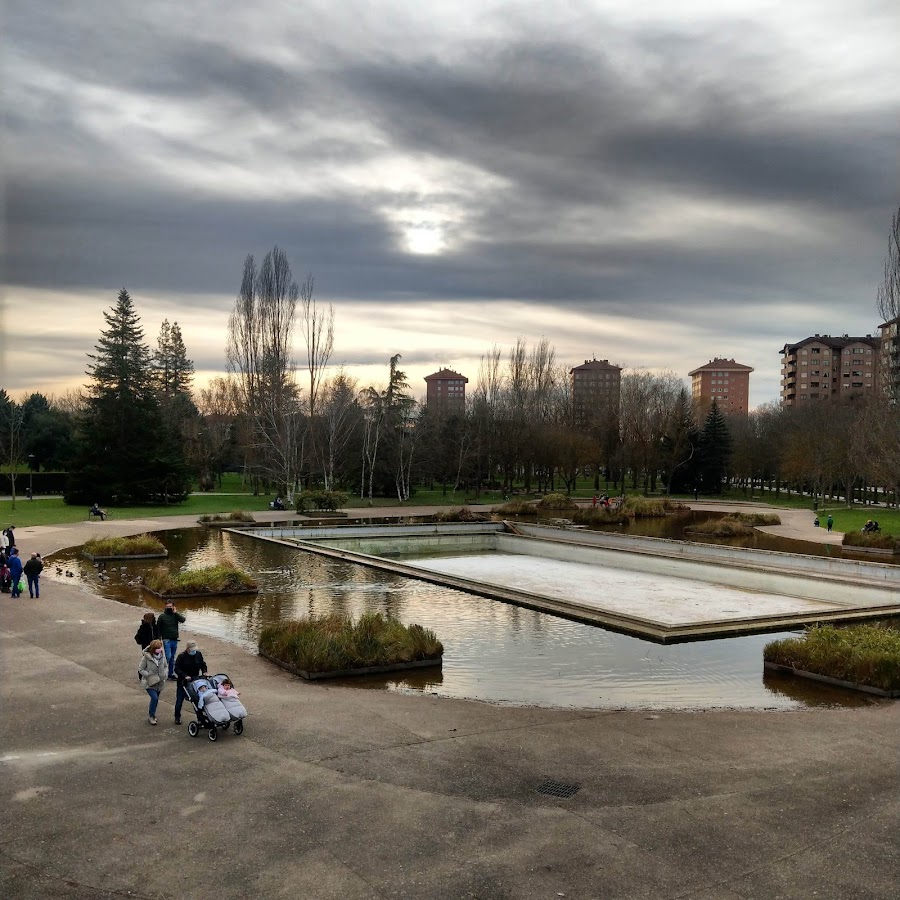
5 1 899 343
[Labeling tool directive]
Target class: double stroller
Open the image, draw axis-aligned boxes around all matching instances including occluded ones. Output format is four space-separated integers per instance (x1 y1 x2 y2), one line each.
184 674 248 742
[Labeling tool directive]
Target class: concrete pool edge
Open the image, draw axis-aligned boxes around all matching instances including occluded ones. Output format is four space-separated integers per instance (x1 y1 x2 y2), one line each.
229 527 900 643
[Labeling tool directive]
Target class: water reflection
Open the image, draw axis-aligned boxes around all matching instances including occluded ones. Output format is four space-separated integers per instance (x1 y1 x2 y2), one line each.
46 526 882 711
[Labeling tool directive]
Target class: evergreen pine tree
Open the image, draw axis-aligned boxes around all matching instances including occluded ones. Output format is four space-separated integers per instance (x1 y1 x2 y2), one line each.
65 289 190 505
661 388 701 495
698 399 733 494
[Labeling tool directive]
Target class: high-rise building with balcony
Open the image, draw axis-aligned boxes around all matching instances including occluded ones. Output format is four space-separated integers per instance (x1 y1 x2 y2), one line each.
689 358 753 416
780 334 879 406
877 317 900 401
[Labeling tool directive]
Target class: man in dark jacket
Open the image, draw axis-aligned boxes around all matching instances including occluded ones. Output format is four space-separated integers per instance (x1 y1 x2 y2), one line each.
8 548 23 599
173 640 208 725
23 552 44 598
157 601 186 680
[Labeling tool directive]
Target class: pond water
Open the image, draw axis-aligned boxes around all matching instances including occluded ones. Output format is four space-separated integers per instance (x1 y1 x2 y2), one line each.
45 526 882 711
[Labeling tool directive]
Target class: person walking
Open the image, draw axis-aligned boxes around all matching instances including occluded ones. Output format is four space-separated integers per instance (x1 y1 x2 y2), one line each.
157 601 186 681
826 514 834 533
134 611 161 649
0 527 8 555
8 548 23 599
173 640 208 725
4 525 16 551
23 552 43 598
138 639 168 725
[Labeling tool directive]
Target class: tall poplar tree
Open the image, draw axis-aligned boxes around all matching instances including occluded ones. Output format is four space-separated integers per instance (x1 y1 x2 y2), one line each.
65 289 190 505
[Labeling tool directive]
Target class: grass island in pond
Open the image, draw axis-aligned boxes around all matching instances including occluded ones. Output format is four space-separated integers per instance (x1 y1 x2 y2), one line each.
259 613 443 679
83 533 167 560
764 624 900 693
197 511 256 525
144 562 259 597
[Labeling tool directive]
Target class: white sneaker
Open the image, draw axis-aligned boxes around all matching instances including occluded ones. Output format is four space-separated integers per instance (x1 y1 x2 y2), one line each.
149 716 157 725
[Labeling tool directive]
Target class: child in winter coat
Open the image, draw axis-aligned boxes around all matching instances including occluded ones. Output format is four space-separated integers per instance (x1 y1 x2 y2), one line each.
195 682 230 724
217 679 248 719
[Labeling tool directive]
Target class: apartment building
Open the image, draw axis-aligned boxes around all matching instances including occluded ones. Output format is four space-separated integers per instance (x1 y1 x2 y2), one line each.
688 358 753 416
424 368 468 415
570 358 621 427
878 317 900 400
780 334 879 406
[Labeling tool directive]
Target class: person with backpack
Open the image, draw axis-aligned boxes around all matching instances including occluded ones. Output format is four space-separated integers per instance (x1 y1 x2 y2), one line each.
134 612 161 650
157 601 186 680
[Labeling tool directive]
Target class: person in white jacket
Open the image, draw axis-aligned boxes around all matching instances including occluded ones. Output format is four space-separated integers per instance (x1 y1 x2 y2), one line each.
138 640 168 725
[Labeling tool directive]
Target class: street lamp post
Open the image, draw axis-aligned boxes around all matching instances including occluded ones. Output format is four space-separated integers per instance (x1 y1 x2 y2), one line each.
27 454 34 500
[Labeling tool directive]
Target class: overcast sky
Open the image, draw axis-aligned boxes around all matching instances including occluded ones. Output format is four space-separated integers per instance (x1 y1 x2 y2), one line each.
4 0 899 406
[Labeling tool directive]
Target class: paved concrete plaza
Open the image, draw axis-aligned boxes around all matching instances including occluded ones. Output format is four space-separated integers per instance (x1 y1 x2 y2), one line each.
2 510 899 899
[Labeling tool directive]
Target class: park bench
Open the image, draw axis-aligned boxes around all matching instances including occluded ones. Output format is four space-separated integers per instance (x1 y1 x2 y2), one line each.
88 508 110 521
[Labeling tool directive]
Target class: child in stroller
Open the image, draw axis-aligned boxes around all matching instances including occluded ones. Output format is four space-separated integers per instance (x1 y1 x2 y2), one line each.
184 675 247 741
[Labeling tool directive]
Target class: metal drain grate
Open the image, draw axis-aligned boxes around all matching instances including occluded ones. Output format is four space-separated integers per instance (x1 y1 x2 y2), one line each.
535 779 580 799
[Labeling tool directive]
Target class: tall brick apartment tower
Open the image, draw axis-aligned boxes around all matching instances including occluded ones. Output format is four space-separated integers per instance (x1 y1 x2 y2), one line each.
689 358 753 416
424 368 468 415
570 358 622 428
780 334 879 406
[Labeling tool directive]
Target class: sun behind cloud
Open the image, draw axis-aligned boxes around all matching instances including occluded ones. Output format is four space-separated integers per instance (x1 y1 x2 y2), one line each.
403 225 446 255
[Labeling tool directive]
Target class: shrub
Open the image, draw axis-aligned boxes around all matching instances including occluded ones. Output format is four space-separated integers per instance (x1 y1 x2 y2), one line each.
197 510 255 524
842 531 899 552
686 516 754 537
537 492 577 510
764 624 900 692
258 613 443 674
296 489 349 512
144 561 258 595
83 534 166 557
493 499 538 516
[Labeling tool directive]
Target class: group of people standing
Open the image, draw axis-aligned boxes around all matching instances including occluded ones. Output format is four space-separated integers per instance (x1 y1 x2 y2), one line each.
135 601 210 726
1 525 44 598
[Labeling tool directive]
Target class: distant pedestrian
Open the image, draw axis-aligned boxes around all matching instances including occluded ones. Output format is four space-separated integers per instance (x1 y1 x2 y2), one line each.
157 601 186 680
8 548 23 599
592 495 598 509
23 552 43 598
138 639 168 726
826 514 834 533
134 611 161 649
0 528 8 555
4 525 15 550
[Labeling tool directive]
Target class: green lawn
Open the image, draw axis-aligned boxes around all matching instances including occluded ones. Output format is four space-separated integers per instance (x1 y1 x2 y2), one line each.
0 494 277 527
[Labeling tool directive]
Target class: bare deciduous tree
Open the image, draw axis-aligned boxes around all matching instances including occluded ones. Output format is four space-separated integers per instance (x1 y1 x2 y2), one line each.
226 246 301 497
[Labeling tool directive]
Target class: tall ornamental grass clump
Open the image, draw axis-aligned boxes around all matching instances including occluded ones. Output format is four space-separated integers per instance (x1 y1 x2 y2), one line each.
732 512 781 526
198 511 255 524
842 532 899 552
433 507 487 522
537 492 577 511
84 534 166 557
144 562 258 595
687 516 754 537
259 613 443 674
764 625 900 692
622 497 687 518
493 499 538 516
572 507 628 525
